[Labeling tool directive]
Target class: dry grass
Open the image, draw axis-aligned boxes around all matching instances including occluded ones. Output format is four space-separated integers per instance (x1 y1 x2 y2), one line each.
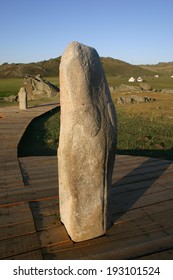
111 91 173 159
112 91 173 119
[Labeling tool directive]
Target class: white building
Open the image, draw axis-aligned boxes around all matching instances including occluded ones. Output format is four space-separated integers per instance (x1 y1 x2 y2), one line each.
137 77 143 82
128 77 136 82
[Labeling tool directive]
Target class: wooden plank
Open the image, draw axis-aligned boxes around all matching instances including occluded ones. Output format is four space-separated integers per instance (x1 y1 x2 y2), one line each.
29 199 61 230
38 226 71 248
113 199 173 223
0 233 40 259
5 249 43 260
30 198 59 209
137 249 173 260
111 187 173 215
43 234 173 260
0 222 36 240
0 189 58 206
0 203 33 226
110 210 173 239
34 215 61 231
31 204 59 217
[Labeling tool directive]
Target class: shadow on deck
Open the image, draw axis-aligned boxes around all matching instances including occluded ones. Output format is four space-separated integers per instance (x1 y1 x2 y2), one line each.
14 154 173 260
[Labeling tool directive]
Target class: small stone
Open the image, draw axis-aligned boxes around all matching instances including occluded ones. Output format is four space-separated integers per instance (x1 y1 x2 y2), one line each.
18 87 27 110
140 82 152 91
3 95 18 102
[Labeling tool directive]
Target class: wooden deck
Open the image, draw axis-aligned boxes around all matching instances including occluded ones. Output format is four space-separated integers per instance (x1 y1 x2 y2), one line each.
0 104 173 260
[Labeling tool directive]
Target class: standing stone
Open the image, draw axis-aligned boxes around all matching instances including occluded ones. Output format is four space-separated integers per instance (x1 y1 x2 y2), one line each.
58 42 117 242
18 87 27 110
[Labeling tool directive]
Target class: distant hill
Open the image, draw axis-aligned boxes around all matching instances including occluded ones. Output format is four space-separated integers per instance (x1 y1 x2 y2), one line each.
100 57 153 77
140 62 173 75
0 56 162 78
0 58 61 78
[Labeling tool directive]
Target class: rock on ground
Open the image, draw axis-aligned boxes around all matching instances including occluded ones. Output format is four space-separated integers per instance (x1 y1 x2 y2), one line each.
24 74 59 100
58 41 117 242
117 95 156 105
3 95 18 102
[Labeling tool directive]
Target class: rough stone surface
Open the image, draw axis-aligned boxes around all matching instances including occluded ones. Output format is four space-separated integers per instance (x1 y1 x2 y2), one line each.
161 88 173 94
24 74 59 100
18 87 27 110
113 84 141 92
58 42 117 242
140 83 152 91
116 95 156 105
3 95 18 102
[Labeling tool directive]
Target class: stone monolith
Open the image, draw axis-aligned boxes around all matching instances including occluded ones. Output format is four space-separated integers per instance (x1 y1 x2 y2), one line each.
18 87 27 110
58 41 117 242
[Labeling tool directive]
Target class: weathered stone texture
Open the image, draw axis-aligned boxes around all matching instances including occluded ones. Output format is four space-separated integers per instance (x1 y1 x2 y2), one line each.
116 95 156 105
18 87 27 110
24 74 59 100
58 42 117 242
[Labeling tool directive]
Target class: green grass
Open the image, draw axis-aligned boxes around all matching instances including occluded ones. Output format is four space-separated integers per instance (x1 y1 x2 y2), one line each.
0 77 59 98
1 76 172 160
0 78 23 97
1 76 173 94
18 101 173 160
0 75 172 99
18 107 60 157
106 76 173 89
116 109 173 160
145 77 173 90
46 77 59 87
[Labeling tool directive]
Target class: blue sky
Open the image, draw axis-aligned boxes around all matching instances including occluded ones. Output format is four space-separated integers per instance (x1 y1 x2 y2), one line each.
0 0 173 65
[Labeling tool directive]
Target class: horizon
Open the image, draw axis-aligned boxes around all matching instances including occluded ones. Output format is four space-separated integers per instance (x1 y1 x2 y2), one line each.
0 55 172 67
1 0 173 65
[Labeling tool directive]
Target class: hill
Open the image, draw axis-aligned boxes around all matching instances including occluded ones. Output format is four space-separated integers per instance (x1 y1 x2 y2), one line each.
0 58 61 78
100 57 153 77
140 62 173 75
0 57 155 79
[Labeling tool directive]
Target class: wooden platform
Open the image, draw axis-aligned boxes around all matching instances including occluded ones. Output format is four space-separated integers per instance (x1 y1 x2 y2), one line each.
0 104 173 260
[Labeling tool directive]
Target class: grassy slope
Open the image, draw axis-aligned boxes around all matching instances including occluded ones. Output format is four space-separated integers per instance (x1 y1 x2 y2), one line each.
18 107 60 157
18 91 173 160
101 57 152 77
0 58 61 78
1 56 172 98
140 62 173 75
1 56 173 98
0 56 154 79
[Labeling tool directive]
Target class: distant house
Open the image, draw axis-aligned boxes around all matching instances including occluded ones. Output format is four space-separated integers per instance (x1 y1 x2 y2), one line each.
128 77 135 82
137 77 143 82
154 74 159 78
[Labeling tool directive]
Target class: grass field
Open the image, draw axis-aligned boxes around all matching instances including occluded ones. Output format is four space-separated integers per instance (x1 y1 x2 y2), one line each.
0 78 23 97
18 107 60 157
0 76 173 98
18 90 173 160
106 76 173 89
1 76 172 160
0 77 59 98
